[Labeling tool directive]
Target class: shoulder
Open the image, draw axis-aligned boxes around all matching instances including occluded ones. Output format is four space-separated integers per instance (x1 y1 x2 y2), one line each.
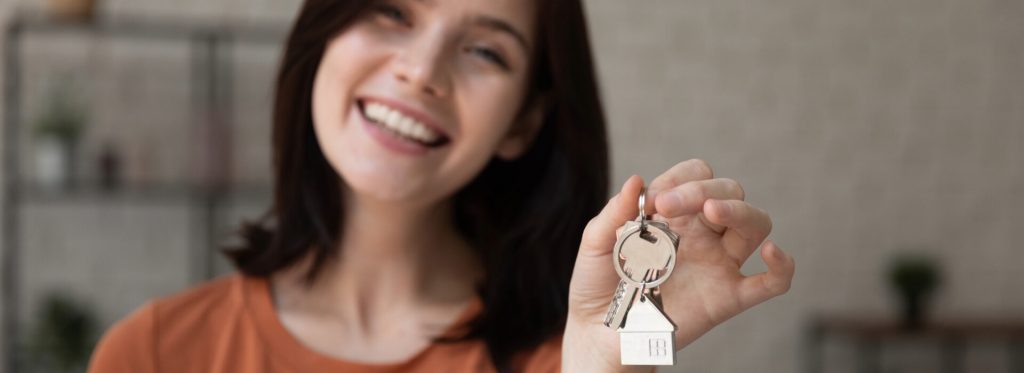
87 300 158 373
148 274 243 328
88 275 246 373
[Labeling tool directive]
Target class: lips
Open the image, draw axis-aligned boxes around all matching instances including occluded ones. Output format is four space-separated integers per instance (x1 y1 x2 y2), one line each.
357 98 451 149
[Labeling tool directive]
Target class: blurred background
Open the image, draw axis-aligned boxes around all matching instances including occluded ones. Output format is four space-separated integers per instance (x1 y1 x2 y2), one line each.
0 0 1020 372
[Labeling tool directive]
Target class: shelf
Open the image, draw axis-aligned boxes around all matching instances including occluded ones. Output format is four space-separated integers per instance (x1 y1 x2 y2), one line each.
2 11 287 372
813 315 1024 339
7 10 288 43
804 314 1024 373
15 182 272 205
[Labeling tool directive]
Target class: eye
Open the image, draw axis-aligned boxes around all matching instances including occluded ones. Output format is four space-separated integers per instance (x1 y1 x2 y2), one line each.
466 46 510 70
371 3 411 27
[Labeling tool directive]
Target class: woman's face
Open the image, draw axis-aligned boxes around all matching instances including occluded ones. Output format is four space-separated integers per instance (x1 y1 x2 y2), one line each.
312 0 539 206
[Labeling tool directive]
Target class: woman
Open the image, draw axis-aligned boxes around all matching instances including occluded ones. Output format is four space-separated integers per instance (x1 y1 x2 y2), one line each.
88 0 795 371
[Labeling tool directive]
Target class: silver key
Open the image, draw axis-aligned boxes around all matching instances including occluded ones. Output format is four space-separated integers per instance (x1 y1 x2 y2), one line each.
603 266 655 329
604 187 680 365
620 220 677 284
604 190 680 329
603 268 650 329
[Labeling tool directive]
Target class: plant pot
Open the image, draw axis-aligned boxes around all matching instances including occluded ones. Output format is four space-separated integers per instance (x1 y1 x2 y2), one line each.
34 137 76 191
888 254 940 331
46 0 97 21
899 292 927 330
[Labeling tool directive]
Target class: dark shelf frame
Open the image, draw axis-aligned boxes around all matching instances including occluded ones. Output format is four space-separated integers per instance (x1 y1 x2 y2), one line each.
804 315 1024 373
1 12 285 372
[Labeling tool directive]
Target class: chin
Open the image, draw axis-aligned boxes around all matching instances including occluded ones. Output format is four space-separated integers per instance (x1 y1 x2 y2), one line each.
330 156 442 206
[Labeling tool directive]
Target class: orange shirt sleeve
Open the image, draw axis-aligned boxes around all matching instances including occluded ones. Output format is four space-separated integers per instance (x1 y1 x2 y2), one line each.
87 302 158 373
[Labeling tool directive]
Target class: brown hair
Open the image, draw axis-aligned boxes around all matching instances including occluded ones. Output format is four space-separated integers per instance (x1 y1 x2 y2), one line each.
225 0 608 366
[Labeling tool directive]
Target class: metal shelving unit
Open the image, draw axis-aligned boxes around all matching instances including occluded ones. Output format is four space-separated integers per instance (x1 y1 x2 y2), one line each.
1 12 285 372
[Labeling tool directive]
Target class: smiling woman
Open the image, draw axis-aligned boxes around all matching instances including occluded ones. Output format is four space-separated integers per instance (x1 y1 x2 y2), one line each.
86 0 793 371
87 0 610 371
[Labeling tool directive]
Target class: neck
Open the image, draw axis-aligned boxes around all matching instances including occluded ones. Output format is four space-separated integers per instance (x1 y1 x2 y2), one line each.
272 187 481 337
339 190 461 268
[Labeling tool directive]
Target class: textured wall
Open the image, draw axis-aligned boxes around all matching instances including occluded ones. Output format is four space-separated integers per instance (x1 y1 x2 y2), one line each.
2 0 1023 371
588 0 1024 371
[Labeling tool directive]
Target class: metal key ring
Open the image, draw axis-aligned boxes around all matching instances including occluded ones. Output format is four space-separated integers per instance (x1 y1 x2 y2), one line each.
638 186 648 230
612 222 678 289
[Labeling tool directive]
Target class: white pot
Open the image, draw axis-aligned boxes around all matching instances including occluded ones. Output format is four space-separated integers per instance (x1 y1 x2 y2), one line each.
34 138 72 191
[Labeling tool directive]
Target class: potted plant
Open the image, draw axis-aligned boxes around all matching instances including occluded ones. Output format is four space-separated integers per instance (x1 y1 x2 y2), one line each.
33 83 86 191
25 292 98 373
887 254 941 330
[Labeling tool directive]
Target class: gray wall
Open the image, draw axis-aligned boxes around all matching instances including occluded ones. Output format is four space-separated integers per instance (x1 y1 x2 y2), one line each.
2 0 1022 372
590 0 1023 372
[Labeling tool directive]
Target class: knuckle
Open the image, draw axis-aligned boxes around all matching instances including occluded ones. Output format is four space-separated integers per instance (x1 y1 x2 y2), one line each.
775 279 792 294
766 274 792 295
720 178 745 200
687 158 714 179
683 182 707 204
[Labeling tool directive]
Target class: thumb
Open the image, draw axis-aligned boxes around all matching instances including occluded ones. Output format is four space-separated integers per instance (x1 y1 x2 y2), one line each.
569 175 645 316
578 175 645 259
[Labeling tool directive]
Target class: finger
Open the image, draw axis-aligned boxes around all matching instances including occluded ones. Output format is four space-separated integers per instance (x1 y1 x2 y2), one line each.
655 178 745 218
737 240 795 309
578 175 645 259
647 159 714 207
703 199 772 263
570 176 646 316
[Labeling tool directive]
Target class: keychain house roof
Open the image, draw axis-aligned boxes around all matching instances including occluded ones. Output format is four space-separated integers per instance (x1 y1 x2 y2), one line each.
619 295 676 365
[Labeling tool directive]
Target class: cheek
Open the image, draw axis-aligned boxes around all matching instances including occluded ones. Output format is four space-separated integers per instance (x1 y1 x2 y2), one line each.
455 77 526 151
312 32 386 142
312 46 348 136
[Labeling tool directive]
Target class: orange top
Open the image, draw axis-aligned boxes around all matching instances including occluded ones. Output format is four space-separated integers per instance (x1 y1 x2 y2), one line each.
87 275 561 373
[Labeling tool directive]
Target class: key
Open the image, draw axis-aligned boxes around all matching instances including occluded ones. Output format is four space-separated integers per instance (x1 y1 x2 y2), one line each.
605 220 679 329
603 274 636 328
604 186 681 365
603 269 645 329
620 221 677 283
603 266 655 329
604 190 680 330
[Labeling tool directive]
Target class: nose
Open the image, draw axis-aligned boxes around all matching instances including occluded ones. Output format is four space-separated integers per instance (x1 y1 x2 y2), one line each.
392 34 450 98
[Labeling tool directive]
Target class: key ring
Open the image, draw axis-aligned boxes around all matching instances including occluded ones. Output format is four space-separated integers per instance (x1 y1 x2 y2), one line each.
638 186 648 230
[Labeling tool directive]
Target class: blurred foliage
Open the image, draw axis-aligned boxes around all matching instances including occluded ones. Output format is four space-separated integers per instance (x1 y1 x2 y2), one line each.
25 292 98 373
32 78 87 143
887 254 941 296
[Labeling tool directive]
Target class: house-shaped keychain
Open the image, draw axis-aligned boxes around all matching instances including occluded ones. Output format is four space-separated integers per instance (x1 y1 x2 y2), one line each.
619 293 677 365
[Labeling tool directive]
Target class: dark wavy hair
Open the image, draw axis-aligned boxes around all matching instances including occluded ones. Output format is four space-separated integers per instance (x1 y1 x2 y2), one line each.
224 0 608 366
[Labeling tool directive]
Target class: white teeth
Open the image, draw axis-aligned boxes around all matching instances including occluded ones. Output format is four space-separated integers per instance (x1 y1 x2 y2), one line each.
363 102 441 144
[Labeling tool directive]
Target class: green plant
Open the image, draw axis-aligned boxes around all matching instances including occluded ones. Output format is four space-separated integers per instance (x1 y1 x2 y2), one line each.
887 254 942 329
26 292 98 372
32 81 86 143
888 255 941 295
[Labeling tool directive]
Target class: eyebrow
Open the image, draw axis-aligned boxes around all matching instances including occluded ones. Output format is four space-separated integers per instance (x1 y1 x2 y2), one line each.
472 15 531 53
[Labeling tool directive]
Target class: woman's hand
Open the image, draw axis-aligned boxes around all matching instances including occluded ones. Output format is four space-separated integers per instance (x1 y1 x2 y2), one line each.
562 159 796 373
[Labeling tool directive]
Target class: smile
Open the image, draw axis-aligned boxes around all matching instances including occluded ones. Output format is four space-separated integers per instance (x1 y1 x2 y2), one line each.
358 99 450 148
